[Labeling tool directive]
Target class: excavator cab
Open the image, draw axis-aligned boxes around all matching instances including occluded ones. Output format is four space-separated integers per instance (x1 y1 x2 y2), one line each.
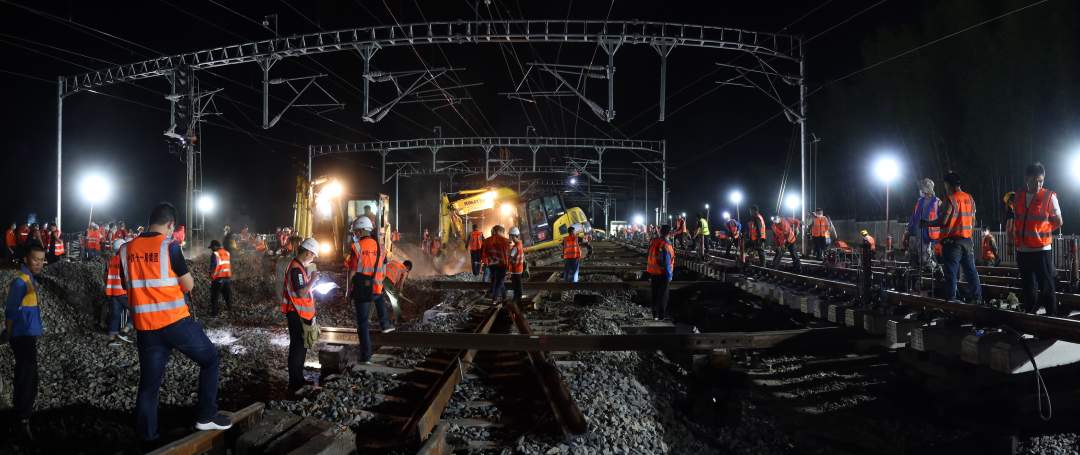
517 194 590 251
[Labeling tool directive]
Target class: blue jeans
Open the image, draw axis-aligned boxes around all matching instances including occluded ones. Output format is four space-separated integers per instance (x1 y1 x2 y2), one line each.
353 295 390 361
135 317 220 441
563 259 580 283
941 238 981 302
85 249 99 260
108 295 130 335
489 266 507 300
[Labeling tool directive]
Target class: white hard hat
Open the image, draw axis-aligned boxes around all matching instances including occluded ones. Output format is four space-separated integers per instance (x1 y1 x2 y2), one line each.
352 216 373 231
113 239 124 251
509 227 520 236
300 238 320 257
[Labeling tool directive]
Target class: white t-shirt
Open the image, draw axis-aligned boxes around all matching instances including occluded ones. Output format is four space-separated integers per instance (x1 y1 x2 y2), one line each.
1017 191 1061 252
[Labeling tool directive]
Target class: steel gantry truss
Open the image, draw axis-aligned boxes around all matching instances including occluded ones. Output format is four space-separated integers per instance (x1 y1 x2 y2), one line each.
53 19 803 232
308 136 666 230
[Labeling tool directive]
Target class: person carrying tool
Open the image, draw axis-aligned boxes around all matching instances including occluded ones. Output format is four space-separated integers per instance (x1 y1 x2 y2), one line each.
105 239 132 347
903 178 941 270
925 171 981 304
980 228 999 266
562 226 583 283
1013 162 1062 315
746 206 767 266
810 208 836 260
208 240 233 317
481 225 510 303
347 217 393 359
3 241 46 440
283 238 320 395
384 259 413 292
772 217 802 272
468 224 484 277
723 218 741 256
647 225 675 321
120 203 232 445
508 227 526 305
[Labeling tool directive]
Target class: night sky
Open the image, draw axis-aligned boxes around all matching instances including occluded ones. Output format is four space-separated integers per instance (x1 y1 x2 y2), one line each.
0 0 1076 237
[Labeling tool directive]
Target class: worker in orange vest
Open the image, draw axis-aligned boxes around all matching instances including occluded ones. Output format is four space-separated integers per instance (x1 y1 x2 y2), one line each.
468 224 484 277
283 238 320 395
980 228 999 266
384 259 412 292
347 216 393 364
925 171 981 303
391 229 401 243
1013 162 1062 315
481 225 511 303
105 239 131 346
810 208 836 260
771 217 802 272
119 203 232 443
723 218 741 256
49 225 65 263
903 178 941 270
421 228 432 256
647 224 675 320
746 206 767 266
860 229 877 257
508 227 526 304
209 240 233 317
85 223 102 259
562 226 583 283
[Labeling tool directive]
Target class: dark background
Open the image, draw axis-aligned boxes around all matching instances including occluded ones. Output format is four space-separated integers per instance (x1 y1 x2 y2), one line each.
0 0 1076 237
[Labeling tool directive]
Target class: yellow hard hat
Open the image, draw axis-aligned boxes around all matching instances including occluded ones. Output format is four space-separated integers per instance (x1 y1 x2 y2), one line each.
1003 191 1015 205
859 229 869 236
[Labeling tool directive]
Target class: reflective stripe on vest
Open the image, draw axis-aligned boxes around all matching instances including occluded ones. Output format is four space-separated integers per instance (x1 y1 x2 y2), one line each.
748 214 766 241
811 216 830 238
646 238 674 276
120 236 189 331
509 239 526 274
212 249 232 279
386 260 408 286
54 239 65 255
105 255 126 296
563 236 582 259
468 231 484 251
281 259 316 319
941 191 975 239
1014 188 1056 249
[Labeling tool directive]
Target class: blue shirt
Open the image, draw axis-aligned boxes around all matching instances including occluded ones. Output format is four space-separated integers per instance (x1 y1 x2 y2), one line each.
907 196 941 243
658 245 673 280
5 265 42 337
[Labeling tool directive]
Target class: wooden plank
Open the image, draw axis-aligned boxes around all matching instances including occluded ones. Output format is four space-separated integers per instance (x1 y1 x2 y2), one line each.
415 422 450 455
148 402 265 455
319 328 817 351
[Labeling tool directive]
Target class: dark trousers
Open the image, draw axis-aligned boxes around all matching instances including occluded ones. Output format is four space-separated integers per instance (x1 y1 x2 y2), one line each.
11 336 38 420
941 238 981 302
353 295 390 362
1017 250 1058 315
812 236 827 260
564 259 580 283
108 295 130 335
489 266 507 301
285 311 308 390
773 242 802 271
650 275 670 319
135 317 219 441
210 279 232 315
510 273 524 304
470 251 482 276
748 240 766 266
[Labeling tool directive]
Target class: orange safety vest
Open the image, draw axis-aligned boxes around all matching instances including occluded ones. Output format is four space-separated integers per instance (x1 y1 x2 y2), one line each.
391 231 401 242
811 215 830 238
86 229 102 250
773 218 797 245
105 254 126 297
562 235 582 259
385 260 408 288
120 235 189 331
509 239 526 274
281 259 316 320
674 218 687 235
481 235 510 268
1013 188 1058 249
53 237 65 255
358 237 386 294
748 214 766 241
4 229 14 248
211 248 232 279
255 238 267 253
863 234 877 251
982 234 996 261
941 191 975 239
646 238 675 276
725 220 740 239
468 231 484 251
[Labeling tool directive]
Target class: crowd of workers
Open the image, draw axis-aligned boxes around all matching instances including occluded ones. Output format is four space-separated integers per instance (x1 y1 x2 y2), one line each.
461 222 587 306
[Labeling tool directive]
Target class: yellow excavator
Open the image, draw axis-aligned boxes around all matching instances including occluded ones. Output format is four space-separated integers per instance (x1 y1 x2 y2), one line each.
294 176 393 264
433 187 590 272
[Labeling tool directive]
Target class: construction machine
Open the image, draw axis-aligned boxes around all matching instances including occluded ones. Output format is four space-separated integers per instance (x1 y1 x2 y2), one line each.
432 186 590 272
294 176 394 265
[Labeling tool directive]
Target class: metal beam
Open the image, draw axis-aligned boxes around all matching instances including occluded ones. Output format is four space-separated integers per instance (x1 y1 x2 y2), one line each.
428 280 724 292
